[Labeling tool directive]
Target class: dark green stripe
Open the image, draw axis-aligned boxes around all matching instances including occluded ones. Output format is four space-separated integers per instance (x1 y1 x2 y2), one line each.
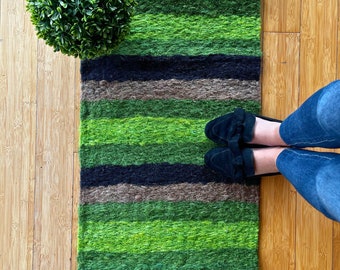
115 38 261 56
78 201 259 223
80 142 213 168
112 14 260 56
135 0 260 17
78 249 258 270
80 99 260 120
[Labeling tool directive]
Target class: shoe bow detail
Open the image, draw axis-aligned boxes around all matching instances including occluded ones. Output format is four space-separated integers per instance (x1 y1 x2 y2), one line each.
204 108 255 146
231 151 245 181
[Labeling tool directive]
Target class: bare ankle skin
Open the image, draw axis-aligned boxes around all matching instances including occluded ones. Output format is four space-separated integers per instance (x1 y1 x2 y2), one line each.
253 147 286 175
249 117 288 146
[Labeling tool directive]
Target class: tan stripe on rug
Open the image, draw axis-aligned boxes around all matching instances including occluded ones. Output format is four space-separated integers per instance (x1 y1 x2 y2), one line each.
82 78 260 101
81 182 259 204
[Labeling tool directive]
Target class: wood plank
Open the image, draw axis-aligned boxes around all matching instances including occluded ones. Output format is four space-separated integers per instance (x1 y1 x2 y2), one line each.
297 0 338 268
33 38 78 269
2 0 340 268
300 0 338 92
72 59 81 270
260 32 300 270
72 152 80 270
262 0 301 33
334 222 340 270
0 1 37 269
335 13 340 269
296 200 333 269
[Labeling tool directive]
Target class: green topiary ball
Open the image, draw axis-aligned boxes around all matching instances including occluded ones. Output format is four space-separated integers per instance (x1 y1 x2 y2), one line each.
27 0 137 59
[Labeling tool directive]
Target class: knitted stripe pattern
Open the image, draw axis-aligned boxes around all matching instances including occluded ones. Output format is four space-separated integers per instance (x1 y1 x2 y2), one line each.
78 1 261 269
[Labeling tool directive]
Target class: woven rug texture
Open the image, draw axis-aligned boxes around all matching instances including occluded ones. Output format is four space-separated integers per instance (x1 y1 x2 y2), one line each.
78 1 261 269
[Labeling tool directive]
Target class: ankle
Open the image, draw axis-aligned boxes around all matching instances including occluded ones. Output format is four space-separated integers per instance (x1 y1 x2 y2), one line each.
250 118 287 146
253 147 285 175
273 125 288 146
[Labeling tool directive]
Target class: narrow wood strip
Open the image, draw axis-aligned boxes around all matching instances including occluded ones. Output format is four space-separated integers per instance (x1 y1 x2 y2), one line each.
334 11 340 269
33 40 77 269
72 152 80 270
260 32 300 270
334 222 340 270
71 59 81 270
0 1 37 269
296 0 338 268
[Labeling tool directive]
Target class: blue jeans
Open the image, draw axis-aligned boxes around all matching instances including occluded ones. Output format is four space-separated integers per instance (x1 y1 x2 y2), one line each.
277 80 340 222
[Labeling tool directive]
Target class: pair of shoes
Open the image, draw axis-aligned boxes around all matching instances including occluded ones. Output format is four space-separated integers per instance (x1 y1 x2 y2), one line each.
204 108 281 181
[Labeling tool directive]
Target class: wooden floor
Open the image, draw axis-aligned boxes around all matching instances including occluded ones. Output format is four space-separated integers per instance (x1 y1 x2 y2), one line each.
0 0 339 269
0 0 80 269
260 0 340 269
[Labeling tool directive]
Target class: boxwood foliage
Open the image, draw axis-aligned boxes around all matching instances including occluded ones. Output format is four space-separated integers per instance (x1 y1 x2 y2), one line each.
27 0 137 59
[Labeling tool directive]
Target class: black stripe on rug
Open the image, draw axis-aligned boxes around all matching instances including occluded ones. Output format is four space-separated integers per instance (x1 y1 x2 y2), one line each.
81 54 261 81
81 163 260 188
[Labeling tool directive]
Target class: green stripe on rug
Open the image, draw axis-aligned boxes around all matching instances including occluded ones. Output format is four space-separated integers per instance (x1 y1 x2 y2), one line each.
115 39 261 56
80 100 260 120
79 0 261 268
81 117 209 146
79 201 259 222
80 143 212 168
78 201 259 269
80 100 260 168
79 220 258 252
135 0 260 17
128 15 260 41
78 249 258 270
113 0 261 56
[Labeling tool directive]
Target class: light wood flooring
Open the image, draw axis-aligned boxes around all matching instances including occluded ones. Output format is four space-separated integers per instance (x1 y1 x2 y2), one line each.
0 0 80 269
260 0 340 269
1 0 340 269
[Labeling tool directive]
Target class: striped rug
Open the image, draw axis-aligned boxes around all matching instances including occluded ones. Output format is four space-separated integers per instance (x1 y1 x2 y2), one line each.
78 1 261 269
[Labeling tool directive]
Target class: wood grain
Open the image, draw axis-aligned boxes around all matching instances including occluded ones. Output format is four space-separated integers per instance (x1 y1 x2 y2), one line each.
33 39 79 270
1 0 340 269
0 0 80 269
262 0 301 33
261 0 340 269
297 1 338 268
260 32 300 270
0 1 37 269
334 222 340 269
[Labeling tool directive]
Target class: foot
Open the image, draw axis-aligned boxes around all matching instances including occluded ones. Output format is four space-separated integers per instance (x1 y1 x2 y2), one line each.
204 146 286 180
204 147 255 182
204 108 286 147
249 117 287 147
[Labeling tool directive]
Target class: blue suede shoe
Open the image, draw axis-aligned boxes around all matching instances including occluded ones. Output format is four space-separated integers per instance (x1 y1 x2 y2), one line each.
205 108 281 146
204 147 255 182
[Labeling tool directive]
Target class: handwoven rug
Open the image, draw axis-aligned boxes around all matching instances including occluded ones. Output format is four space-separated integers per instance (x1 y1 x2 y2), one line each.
78 1 261 269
